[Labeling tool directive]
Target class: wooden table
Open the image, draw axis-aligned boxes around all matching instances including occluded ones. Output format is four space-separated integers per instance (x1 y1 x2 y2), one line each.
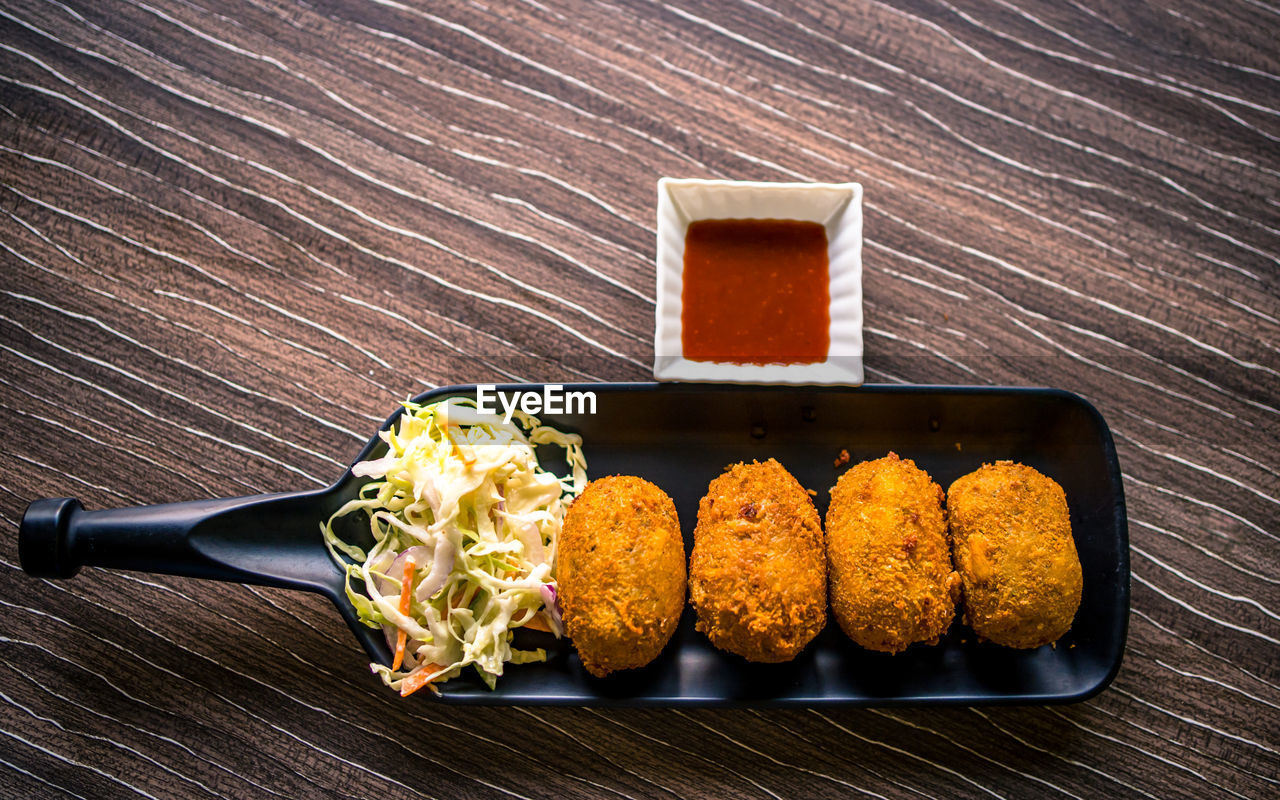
2 1 1276 797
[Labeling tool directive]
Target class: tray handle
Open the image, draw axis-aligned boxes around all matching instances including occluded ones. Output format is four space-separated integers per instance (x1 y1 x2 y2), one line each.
19 492 338 593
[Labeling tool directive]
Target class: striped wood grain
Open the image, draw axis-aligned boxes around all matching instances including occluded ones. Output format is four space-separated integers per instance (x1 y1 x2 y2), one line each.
1 1 1277 798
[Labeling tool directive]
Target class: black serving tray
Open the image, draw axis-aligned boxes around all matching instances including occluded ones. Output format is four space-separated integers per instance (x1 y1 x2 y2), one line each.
19 384 1128 706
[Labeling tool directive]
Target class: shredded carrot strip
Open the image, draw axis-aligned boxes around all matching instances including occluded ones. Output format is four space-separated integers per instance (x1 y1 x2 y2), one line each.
400 663 447 697
451 584 475 610
391 557 415 671
521 611 554 634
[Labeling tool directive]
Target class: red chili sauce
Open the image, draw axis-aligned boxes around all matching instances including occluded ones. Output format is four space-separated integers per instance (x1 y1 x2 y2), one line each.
681 218 829 365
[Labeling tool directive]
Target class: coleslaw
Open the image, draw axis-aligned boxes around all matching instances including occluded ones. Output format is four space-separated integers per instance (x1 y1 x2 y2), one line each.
321 396 586 696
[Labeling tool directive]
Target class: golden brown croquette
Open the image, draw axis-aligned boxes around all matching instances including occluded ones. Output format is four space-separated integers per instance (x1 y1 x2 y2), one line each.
557 476 686 677
689 459 826 663
947 461 1082 649
826 453 960 653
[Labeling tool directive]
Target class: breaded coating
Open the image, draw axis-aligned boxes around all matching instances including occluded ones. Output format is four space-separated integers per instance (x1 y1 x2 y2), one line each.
689 459 826 662
557 476 686 678
826 453 960 653
947 461 1083 649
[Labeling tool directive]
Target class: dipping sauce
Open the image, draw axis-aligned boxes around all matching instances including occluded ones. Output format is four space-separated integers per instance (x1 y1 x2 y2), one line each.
681 219 829 365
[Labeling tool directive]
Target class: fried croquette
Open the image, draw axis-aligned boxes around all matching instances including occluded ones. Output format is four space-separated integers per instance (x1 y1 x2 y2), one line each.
689 459 826 662
826 453 960 653
947 461 1083 649
556 476 686 678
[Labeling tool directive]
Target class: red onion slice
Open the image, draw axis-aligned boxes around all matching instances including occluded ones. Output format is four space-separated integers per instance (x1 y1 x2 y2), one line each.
539 583 564 638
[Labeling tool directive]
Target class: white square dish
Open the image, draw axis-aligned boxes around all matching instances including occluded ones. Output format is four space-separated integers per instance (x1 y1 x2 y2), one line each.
653 178 864 385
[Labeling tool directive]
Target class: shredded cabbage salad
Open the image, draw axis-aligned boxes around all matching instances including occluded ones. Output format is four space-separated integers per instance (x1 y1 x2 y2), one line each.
322 397 586 696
